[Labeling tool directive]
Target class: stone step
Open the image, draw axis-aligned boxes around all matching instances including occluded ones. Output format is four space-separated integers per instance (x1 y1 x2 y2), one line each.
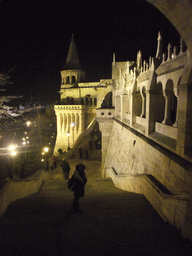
1 178 191 255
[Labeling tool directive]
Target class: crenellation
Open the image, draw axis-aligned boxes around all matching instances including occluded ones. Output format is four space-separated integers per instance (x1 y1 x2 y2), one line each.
167 43 172 61
172 46 177 58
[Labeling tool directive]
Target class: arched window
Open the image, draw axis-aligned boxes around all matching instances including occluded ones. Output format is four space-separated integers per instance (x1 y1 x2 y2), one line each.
155 82 165 123
162 79 174 125
66 76 69 84
94 98 97 106
71 76 76 84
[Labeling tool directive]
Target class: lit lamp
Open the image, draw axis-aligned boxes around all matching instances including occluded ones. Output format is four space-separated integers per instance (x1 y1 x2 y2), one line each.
67 131 70 150
26 121 31 127
43 147 49 170
9 144 16 151
11 151 17 157
22 141 27 160
9 144 17 169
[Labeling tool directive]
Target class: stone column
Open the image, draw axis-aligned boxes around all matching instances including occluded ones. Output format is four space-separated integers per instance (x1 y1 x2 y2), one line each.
80 112 85 133
79 113 82 133
145 90 156 135
140 94 146 118
67 113 71 132
75 113 78 133
61 113 64 134
173 88 179 128
130 92 137 126
71 113 75 145
97 116 114 178
162 94 173 125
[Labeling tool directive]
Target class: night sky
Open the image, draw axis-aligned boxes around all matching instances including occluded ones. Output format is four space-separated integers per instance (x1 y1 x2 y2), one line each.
0 0 181 103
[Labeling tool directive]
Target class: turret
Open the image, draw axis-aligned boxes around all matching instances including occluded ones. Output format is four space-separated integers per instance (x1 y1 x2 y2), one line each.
61 35 86 87
155 31 163 62
137 50 142 70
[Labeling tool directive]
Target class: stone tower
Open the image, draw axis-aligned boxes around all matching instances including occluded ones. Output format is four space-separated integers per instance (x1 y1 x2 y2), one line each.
54 35 114 154
60 34 86 87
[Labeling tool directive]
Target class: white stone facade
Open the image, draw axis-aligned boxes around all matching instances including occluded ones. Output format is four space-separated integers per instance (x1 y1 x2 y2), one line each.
97 32 192 240
54 35 114 153
54 79 113 153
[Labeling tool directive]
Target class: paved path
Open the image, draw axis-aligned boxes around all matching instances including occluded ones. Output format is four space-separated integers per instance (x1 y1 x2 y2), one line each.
1 168 192 256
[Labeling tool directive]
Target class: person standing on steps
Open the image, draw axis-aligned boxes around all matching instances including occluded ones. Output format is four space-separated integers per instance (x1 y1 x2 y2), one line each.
79 145 83 159
60 159 70 180
53 155 57 169
49 157 54 171
70 163 87 212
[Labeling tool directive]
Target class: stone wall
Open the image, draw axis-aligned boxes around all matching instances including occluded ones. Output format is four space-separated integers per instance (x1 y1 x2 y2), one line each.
104 120 192 192
0 170 51 217
103 119 192 239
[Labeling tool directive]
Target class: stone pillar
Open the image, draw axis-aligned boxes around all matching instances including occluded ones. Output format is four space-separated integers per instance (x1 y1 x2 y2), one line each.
71 113 75 145
73 113 76 141
162 94 173 125
97 109 115 177
81 112 85 132
64 113 67 133
67 113 71 132
140 94 146 118
145 90 156 135
130 92 136 126
75 113 78 133
173 88 179 128
61 113 64 134
79 113 83 133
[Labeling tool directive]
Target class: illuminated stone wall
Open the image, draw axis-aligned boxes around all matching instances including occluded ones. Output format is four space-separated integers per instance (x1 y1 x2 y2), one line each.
97 30 192 240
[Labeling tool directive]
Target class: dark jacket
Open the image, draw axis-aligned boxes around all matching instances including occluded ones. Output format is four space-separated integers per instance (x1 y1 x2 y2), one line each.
71 164 87 197
60 160 70 172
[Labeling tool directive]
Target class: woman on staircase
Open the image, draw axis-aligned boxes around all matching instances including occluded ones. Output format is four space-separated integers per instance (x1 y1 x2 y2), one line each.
70 163 87 212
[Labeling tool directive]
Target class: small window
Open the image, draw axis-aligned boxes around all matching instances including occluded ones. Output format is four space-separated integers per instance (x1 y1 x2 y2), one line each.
66 76 69 84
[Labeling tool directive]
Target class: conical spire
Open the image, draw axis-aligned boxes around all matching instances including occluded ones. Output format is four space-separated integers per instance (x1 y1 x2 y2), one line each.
64 34 82 70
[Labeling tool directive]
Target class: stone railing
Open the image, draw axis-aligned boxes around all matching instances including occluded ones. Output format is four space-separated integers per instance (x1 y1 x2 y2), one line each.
104 167 189 239
0 170 51 217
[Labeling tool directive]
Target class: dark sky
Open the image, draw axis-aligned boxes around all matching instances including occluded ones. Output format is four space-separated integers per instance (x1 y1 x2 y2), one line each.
0 0 181 102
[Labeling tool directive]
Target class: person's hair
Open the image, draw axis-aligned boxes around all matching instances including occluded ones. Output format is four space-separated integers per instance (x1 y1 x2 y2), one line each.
76 163 85 172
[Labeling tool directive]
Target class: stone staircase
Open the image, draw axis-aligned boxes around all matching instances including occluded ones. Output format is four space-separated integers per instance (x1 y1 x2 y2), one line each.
1 178 192 255
71 134 101 161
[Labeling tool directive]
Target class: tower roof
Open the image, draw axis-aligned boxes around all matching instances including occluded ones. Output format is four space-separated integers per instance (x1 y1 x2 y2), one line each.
64 34 82 70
